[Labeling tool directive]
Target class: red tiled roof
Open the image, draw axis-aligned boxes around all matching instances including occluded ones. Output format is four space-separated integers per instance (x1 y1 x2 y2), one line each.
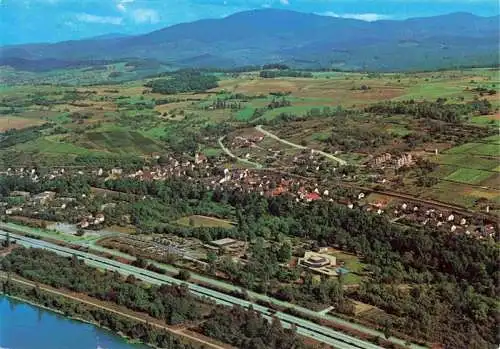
305 192 321 201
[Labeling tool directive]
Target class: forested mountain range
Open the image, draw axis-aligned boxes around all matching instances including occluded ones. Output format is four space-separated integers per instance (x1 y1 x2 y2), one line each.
1 9 498 72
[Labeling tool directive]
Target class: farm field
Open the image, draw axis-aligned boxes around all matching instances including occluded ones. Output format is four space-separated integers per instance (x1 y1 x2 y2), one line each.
1 67 498 212
0 63 499 349
434 154 499 171
445 168 494 184
446 142 499 156
422 181 500 208
426 134 500 208
16 136 106 156
0 116 45 131
81 129 162 154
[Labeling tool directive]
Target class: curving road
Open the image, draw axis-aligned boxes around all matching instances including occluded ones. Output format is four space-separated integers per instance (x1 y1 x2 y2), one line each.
255 125 348 165
2 231 386 349
218 136 264 168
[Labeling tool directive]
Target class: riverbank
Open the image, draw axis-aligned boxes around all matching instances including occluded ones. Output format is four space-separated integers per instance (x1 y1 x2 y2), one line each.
3 293 147 346
0 274 226 349
0 294 148 349
0 287 150 348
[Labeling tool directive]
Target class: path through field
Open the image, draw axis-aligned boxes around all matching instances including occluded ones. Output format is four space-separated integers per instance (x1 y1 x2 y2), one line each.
255 125 347 165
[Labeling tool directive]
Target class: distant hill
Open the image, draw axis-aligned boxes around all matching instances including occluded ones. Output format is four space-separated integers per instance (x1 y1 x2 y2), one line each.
1 9 498 72
83 33 130 41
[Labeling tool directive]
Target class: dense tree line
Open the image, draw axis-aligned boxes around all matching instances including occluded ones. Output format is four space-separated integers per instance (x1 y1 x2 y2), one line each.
267 97 291 109
1 170 497 347
1 248 311 349
112 175 498 347
145 72 218 94
1 281 197 349
1 248 203 325
326 123 392 152
471 86 497 95
0 173 91 197
365 98 493 122
260 70 313 78
262 64 290 70
0 124 53 148
202 305 308 349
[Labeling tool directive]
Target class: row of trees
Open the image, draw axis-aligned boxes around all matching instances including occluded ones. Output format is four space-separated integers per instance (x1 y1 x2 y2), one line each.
202 305 308 349
366 98 493 122
205 98 243 110
1 247 312 349
110 175 497 347
1 280 197 349
0 124 53 148
145 71 218 94
2 248 203 325
1 168 497 347
260 70 313 78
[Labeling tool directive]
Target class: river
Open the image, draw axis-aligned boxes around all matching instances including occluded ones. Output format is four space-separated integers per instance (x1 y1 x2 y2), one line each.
0 296 148 349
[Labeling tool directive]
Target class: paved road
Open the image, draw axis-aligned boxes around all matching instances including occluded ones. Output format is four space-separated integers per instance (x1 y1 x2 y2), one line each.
218 136 263 169
1 224 427 349
255 125 348 165
70 245 423 349
0 273 230 349
2 231 385 349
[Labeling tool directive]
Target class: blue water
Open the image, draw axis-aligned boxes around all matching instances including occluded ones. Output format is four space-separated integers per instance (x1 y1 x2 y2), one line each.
337 267 350 274
0 296 149 349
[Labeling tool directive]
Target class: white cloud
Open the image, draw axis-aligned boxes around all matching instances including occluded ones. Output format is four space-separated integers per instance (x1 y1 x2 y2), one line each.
76 13 123 25
132 8 160 24
116 0 134 13
320 11 391 21
279 0 289 5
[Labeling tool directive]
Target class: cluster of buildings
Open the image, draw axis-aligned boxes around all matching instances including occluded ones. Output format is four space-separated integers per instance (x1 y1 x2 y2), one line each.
1 149 496 241
384 201 496 238
3 190 60 215
78 213 105 228
372 152 414 169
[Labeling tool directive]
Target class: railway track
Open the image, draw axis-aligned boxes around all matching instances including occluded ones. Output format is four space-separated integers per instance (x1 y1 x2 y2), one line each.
2 231 393 349
254 168 498 222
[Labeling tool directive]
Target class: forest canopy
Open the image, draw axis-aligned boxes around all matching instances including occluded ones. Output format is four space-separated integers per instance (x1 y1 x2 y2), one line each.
145 71 219 94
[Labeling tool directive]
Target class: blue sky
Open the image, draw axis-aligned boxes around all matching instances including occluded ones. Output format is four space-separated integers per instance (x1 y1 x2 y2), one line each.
1 0 499 45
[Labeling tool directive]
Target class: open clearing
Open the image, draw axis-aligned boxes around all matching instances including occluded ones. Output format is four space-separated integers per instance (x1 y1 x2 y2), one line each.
445 168 495 184
82 130 162 154
175 215 235 228
424 181 500 208
16 136 105 156
350 300 378 316
327 248 366 285
446 142 499 156
435 154 499 171
218 76 406 105
0 116 45 131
